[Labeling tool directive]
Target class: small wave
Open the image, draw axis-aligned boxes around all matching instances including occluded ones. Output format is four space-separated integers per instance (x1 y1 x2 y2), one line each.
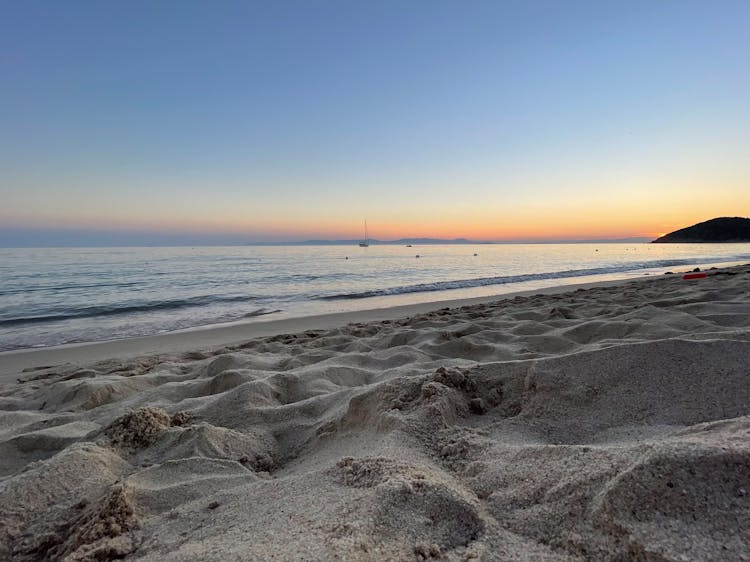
0 281 141 297
321 257 749 300
241 308 282 318
257 272 349 283
0 294 261 327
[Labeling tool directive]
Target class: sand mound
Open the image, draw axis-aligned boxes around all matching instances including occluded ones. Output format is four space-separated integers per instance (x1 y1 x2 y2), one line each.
0 420 100 477
0 443 129 560
105 407 173 450
22 486 138 562
125 457 257 514
146 423 276 472
1 267 749 559
336 456 485 556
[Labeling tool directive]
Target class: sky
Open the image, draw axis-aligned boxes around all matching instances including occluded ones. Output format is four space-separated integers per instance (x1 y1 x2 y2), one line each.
1 0 748 246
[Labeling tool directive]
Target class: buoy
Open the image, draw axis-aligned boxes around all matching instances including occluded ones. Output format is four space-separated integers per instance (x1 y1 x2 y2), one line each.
683 273 707 280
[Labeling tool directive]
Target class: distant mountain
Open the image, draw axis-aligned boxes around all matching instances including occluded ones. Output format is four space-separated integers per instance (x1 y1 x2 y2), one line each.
286 238 486 246
652 217 750 243
392 238 476 244
246 237 654 246
529 237 652 244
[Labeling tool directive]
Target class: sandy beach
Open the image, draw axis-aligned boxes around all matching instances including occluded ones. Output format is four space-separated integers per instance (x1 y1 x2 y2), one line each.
1 266 749 560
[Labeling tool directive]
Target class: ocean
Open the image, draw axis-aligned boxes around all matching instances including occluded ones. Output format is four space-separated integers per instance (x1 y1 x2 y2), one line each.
1 243 749 352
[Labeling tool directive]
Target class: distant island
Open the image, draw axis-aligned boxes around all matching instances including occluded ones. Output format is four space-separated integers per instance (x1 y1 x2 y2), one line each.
652 217 750 243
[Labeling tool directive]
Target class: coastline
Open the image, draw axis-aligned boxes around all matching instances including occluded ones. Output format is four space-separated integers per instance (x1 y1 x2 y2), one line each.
4 243 750 356
0 275 651 379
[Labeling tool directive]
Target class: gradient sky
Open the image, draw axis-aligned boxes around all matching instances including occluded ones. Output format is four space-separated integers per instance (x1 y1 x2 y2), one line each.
1 0 748 245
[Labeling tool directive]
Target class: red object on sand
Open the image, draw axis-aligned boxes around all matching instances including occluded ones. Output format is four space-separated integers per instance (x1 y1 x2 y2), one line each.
683 273 707 280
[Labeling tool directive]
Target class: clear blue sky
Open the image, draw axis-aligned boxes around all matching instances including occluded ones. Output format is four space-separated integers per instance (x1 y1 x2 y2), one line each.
1 0 748 245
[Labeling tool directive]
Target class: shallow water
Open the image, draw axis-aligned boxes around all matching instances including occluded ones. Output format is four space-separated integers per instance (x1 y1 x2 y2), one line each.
1 243 749 351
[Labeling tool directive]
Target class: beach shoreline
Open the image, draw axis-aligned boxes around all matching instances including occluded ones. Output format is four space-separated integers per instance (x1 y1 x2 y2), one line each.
0 275 653 379
4 243 750 356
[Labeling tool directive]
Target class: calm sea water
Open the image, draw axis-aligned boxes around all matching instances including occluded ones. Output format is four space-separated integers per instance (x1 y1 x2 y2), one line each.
1 243 749 352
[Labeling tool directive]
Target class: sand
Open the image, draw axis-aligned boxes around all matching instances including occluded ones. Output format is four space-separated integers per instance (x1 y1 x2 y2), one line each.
0 266 749 561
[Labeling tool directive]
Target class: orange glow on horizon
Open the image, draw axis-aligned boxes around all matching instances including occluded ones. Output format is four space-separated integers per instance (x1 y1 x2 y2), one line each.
2 212 742 242
3 185 745 243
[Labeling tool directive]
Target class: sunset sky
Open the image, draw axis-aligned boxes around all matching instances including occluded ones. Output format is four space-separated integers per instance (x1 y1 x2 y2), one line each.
1 1 748 245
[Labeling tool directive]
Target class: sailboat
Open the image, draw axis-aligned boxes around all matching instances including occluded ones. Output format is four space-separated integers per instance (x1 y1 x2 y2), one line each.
358 220 370 247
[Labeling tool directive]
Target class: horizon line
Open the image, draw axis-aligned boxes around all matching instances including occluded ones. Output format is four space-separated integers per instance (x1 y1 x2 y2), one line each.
0 237 659 249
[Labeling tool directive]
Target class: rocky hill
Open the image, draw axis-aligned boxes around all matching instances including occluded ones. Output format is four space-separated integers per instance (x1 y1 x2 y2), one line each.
652 217 750 243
